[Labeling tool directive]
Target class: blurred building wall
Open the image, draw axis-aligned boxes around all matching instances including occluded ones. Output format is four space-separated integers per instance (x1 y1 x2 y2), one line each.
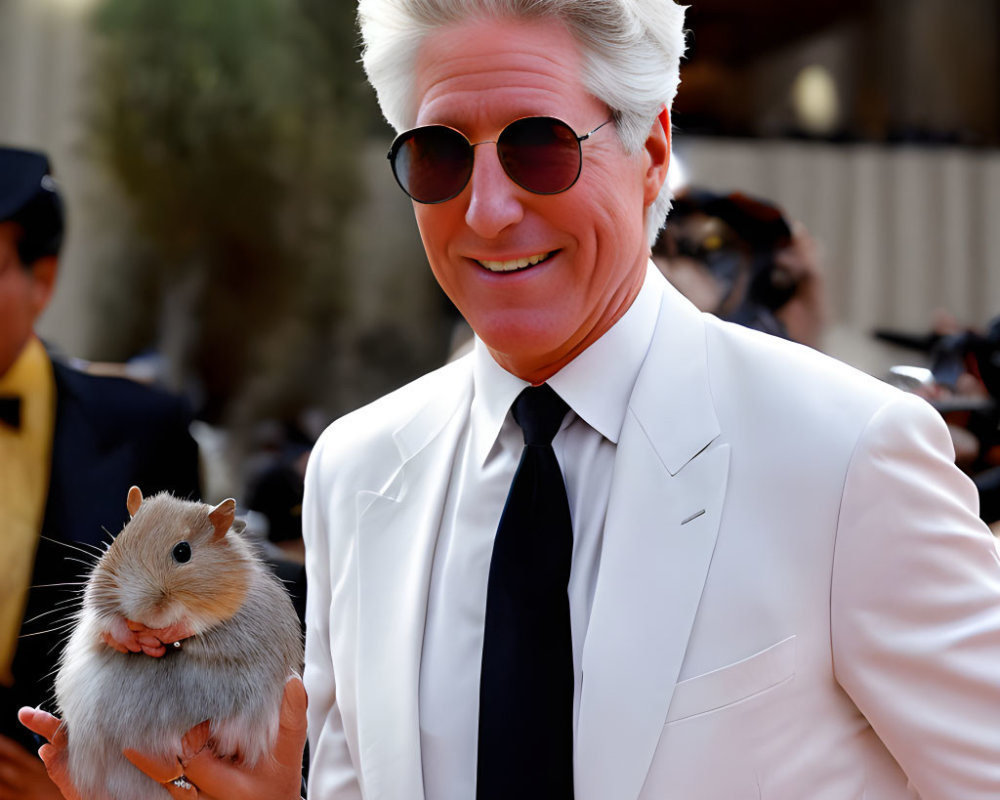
883 0 998 144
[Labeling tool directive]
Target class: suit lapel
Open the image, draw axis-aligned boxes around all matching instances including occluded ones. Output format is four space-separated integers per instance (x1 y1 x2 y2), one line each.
354 367 473 800
44 363 127 547
576 285 730 800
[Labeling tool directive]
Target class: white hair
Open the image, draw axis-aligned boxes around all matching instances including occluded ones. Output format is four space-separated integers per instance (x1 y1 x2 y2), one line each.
358 0 688 244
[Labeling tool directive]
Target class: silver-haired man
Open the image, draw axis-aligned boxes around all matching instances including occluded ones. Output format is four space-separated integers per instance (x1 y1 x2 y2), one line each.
303 2 1000 798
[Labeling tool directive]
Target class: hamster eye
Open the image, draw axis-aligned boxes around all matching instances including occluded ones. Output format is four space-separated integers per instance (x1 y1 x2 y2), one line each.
172 541 192 564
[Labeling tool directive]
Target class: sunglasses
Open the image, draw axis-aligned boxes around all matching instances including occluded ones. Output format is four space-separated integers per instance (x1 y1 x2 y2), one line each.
387 115 615 204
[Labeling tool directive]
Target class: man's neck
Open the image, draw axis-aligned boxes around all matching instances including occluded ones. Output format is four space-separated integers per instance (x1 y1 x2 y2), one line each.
486 273 646 385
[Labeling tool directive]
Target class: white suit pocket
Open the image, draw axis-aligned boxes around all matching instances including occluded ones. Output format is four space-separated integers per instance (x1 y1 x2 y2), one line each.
664 635 797 725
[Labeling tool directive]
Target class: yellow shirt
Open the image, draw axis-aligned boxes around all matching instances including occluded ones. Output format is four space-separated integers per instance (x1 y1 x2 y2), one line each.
0 336 55 686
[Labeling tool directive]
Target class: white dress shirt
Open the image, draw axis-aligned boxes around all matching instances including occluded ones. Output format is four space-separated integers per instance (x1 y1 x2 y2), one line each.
419 265 664 800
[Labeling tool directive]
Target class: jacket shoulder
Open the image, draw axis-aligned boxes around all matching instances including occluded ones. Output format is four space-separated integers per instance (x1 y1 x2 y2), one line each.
703 317 906 426
311 355 472 471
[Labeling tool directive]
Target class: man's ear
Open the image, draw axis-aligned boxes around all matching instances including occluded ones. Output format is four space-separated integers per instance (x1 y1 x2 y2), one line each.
642 106 672 207
28 255 59 316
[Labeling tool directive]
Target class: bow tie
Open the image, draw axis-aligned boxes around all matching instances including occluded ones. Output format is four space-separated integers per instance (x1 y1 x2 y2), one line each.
0 395 22 429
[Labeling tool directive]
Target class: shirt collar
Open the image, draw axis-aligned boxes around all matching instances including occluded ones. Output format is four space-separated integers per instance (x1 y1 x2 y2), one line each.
471 261 665 465
0 335 50 398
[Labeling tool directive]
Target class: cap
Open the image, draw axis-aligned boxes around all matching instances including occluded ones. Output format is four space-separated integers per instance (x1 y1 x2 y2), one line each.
0 146 64 263
670 188 791 251
0 147 53 221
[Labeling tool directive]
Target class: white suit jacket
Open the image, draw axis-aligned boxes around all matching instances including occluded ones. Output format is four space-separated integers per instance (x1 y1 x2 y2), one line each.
303 275 1000 800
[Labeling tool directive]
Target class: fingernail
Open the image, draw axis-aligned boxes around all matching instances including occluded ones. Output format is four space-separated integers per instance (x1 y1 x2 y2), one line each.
181 721 211 759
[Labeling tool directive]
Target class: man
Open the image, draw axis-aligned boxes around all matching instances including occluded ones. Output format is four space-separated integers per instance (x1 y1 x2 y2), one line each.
301 1 1000 798
0 146 201 799
21 1 1000 798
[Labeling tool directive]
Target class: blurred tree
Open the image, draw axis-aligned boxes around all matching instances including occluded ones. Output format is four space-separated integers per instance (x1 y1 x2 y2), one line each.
87 0 368 434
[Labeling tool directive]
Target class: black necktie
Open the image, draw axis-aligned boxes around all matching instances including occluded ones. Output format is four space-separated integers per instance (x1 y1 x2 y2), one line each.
0 396 21 429
477 383 575 800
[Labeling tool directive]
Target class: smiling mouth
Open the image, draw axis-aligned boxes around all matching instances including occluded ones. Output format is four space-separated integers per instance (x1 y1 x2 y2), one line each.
475 251 554 273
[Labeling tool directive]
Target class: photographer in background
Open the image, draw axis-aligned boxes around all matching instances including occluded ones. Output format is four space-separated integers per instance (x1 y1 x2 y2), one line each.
652 188 827 348
878 312 1000 529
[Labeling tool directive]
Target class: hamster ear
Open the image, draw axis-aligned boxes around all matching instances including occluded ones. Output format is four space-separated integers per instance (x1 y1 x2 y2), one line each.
208 498 237 541
127 486 143 517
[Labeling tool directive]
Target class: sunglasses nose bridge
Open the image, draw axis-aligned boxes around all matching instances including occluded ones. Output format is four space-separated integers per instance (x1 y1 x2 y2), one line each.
467 138 516 191
464 140 527 238
468 136 533 195
468 138 499 169
468 141 510 187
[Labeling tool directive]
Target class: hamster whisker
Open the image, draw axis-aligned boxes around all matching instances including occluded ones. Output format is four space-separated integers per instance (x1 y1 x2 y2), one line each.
21 604 80 626
63 557 101 571
30 580 87 590
18 621 77 639
48 596 87 612
45 631 77 659
39 535 105 559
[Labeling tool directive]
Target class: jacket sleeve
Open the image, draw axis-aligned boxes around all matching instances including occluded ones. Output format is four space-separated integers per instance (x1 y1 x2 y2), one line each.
302 432 364 800
832 391 1000 798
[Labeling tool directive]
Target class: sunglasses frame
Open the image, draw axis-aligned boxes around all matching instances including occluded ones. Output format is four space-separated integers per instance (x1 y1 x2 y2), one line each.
387 115 615 205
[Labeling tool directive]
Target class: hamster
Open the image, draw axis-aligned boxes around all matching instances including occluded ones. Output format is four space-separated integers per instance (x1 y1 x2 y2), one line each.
55 486 304 800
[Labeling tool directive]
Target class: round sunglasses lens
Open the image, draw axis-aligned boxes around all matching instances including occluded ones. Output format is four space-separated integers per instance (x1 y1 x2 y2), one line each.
392 126 472 203
497 117 581 194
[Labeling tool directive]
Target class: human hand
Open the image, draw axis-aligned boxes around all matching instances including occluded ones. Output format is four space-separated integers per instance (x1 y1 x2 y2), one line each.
122 676 308 800
14 709 79 800
101 616 195 658
19 677 307 800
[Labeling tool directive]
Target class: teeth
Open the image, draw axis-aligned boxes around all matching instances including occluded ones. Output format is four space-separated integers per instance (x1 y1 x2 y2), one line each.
478 252 551 272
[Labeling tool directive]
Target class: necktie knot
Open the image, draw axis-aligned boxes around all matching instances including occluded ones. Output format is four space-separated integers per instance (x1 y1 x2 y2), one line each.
0 395 21 429
513 384 568 447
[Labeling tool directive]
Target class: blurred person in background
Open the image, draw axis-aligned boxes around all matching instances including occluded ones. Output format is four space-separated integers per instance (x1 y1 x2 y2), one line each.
0 146 201 799
243 419 312 564
243 418 313 625
878 310 1000 529
652 187 827 349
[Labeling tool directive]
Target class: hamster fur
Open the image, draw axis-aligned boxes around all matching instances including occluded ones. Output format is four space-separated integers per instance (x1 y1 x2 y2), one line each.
55 487 304 800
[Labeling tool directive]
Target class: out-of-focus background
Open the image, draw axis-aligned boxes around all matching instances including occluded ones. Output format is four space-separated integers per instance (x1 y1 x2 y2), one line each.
2 0 998 501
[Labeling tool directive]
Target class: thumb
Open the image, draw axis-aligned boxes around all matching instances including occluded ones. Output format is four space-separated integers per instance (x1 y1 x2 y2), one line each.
274 675 309 769
17 707 63 744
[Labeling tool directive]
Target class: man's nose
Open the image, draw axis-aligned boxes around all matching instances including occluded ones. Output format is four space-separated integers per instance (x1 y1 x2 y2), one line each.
464 145 524 239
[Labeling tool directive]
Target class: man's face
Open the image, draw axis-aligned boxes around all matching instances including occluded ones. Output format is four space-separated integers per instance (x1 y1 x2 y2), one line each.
411 16 668 383
0 222 54 376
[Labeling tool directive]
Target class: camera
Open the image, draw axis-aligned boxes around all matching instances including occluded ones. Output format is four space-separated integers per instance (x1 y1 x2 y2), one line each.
655 188 798 336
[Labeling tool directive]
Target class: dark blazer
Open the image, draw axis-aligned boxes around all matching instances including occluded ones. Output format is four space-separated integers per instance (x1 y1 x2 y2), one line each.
1 359 200 748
